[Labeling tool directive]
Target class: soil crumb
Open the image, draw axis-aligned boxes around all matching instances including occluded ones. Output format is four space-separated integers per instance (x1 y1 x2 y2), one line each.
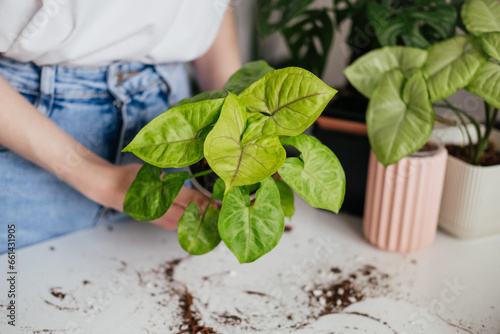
178 285 216 334
49 288 66 300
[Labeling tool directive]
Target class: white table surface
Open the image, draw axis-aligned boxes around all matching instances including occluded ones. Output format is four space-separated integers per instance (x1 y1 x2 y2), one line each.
1 195 499 334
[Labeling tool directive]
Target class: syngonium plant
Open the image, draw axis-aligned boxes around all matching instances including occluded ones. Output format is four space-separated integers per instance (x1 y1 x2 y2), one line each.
344 0 500 166
121 61 346 263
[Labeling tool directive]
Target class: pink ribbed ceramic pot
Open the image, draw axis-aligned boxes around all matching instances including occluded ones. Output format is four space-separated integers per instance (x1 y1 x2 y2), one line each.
363 146 448 252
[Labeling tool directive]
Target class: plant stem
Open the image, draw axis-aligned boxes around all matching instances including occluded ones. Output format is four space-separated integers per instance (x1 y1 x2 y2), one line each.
190 169 213 179
476 103 499 164
434 101 475 158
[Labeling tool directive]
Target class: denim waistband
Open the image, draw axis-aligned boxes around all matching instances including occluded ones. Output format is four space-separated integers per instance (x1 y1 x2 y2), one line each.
0 55 187 102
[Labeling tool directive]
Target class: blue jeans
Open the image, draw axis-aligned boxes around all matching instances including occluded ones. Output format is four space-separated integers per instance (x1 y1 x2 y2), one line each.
0 56 191 250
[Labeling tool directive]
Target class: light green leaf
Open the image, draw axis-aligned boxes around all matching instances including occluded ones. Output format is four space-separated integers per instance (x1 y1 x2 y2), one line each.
218 177 285 263
178 202 221 255
275 179 295 219
480 32 500 61
344 47 428 98
238 67 337 137
123 99 224 168
423 35 488 102
204 93 286 190
367 70 434 166
467 61 500 109
279 135 345 213
172 90 226 107
462 0 500 35
212 178 225 201
123 165 189 221
223 61 274 95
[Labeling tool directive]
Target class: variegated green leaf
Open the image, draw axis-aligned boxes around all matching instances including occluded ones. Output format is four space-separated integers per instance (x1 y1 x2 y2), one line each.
344 47 428 98
204 93 286 190
467 61 500 109
367 70 434 166
238 67 337 137
279 135 345 213
123 99 224 168
218 177 284 263
462 0 500 35
423 35 488 101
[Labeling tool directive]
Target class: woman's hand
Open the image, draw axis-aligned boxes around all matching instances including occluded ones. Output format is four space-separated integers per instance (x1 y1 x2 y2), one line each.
98 163 212 230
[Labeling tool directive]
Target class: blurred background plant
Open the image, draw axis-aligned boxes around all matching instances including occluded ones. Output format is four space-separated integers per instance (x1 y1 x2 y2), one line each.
256 0 462 78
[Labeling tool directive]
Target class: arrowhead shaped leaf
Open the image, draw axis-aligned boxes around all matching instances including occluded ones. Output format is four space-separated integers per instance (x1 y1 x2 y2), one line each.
223 61 274 95
467 61 500 109
204 93 286 190
172 90 226 107
462 0 500 35
344 47 428 98
275 179 295 219
123 164 189 221
218 177 284 263
423 35 488 102
367 70 434 166
279 135 345 213
178 202 221 255
238 67 337 137
123 99 224 168
480 32 500 61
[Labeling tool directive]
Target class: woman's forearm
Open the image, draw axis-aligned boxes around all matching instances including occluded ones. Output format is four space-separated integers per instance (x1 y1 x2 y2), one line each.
0 75 123 208
193 8 242 91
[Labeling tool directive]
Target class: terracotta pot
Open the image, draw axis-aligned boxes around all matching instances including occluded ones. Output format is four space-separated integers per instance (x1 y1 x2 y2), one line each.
438 129 500 239
363 145 448 252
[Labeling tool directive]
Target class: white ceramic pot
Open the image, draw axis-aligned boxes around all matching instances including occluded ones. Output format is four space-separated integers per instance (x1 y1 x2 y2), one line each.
438 129 500 239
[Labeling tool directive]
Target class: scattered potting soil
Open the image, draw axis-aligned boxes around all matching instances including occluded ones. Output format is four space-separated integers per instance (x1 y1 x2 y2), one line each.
49 287 66 300
284 225 294 232
178 285 217 334
446 142 500 166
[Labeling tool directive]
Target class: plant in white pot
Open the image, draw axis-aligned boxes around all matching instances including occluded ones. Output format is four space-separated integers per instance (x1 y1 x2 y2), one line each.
344 0 500 245
121 61 346 263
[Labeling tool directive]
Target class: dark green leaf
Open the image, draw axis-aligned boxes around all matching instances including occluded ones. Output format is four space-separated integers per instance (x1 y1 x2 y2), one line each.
178 202 221 255
223 61 274 95
123 165 189 221
218 177 285 263
282 10 334 77
257 0 314 37
172 90 226 108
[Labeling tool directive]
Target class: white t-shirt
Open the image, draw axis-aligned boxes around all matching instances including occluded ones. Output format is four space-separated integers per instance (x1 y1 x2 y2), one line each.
0 0 229 66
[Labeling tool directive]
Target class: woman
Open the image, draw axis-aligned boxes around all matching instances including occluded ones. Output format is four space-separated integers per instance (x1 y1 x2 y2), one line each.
0 0 242 249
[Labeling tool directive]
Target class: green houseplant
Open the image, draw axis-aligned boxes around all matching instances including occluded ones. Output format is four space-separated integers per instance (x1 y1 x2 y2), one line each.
344 0 500 167
345 0 500 241
121 61 346 263
256 0 462 217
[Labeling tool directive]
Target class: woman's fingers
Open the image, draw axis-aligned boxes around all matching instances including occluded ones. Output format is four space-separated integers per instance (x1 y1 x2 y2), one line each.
151 203 185 230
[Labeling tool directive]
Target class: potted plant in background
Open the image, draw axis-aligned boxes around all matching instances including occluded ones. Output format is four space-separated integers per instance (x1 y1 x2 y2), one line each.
344 0 500 250
121 61 346 263
256 0 461 216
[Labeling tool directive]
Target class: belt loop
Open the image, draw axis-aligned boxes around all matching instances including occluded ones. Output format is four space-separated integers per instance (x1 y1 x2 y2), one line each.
106 62 131 165
38 65 56 116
